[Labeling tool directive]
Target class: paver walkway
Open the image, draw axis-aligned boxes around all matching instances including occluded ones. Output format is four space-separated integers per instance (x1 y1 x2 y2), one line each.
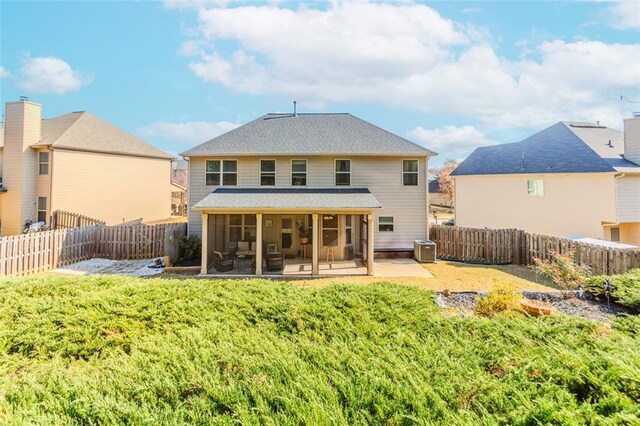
52 258 163 277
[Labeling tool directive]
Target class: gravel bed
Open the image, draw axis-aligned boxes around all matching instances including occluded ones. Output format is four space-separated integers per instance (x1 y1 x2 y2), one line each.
435 291 632 324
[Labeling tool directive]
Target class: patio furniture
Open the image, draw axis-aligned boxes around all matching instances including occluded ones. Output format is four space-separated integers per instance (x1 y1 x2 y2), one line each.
236 254 252 274
262 242 284 272
212 251 234 272
326 246 335 262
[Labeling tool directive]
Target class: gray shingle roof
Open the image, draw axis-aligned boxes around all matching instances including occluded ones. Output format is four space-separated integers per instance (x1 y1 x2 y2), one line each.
32 112 173 159
181 113 435 157
192 187 382 210
451 121 640 176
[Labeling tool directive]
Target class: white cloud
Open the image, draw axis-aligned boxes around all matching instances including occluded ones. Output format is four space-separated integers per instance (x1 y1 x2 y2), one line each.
409 125 495 164
136 120 240 145
19 57 91 94
0 66 9 78
178 2 640 130
607 2 640 30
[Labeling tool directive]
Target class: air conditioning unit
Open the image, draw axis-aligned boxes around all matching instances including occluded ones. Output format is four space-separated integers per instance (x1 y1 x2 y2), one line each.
414 239 436 263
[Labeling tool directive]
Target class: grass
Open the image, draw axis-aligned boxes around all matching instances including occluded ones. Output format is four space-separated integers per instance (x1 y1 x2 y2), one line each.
422 260 554 291
0 275 638 425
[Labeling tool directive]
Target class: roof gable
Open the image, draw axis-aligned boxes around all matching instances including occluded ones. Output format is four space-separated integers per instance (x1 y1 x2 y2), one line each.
181 113 435 157
452 122 618 176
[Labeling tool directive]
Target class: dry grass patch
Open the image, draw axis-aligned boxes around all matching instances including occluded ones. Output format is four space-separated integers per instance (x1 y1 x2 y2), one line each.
422 261 555 291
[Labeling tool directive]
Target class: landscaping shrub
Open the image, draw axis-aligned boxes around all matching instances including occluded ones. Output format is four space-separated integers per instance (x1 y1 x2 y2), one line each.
584 269 640 312
179 234 201 261
612 315 640 337
0 276 638 424
475 281 522 317
533 251 589 290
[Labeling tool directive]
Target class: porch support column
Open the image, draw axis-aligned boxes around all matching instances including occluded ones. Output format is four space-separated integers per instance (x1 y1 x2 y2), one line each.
312 213 319 275
201 212 208 275
256 213 263 275
367 213 374 276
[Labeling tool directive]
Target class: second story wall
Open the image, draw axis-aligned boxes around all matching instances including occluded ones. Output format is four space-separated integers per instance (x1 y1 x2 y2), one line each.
188 155 429 248
51 149 172 225
616 175 640 223
454 173 617 240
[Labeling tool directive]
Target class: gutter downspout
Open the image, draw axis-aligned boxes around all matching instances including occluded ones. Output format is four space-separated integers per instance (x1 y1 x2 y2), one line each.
48 147 54 225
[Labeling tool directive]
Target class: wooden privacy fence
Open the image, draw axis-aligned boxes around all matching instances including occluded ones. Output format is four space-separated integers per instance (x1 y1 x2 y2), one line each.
51 210 106 229
0 223 187 277
429 225 640 276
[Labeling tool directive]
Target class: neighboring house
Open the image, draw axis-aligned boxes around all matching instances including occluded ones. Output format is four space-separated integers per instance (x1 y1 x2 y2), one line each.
428 177 452 208
451 116 640 245
0 100 174 236
181 112 436 275
171 159 189 216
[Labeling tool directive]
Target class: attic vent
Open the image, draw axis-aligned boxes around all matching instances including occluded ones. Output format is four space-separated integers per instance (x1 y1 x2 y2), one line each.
569 123 606 129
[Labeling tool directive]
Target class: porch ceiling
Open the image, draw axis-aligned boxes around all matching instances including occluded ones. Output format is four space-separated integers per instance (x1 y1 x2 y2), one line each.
192 187 382 211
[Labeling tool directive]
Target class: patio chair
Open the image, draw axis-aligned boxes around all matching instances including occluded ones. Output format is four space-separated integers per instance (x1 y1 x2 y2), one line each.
212 251 234 272
263 241 284 272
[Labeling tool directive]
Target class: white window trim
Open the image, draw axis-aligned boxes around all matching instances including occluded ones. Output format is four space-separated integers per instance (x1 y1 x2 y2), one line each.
38 152 49 175
334 158 351 186
291 159 307 187
205 159 238 186
378 215 395 232
37 196 47 223
527 179 544 197
260 159 277 186
402 159 419 186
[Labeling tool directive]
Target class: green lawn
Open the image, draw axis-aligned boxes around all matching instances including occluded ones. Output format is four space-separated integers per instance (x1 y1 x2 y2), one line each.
0 276 638 425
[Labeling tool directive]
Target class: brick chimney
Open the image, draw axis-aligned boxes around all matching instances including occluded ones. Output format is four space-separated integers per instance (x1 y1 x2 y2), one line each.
1 100 42 236
624 114 640 165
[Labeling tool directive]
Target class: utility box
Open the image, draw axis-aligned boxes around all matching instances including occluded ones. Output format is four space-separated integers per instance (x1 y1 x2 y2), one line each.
414 239 436 263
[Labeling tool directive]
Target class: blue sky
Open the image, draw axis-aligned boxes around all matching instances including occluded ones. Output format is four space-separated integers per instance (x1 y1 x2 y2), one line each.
1 0 639 166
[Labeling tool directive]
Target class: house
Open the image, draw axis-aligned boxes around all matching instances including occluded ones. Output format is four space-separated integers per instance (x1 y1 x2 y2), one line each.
181 112 436 275
428 177 452 208
0 99 174 236
451 116 640 245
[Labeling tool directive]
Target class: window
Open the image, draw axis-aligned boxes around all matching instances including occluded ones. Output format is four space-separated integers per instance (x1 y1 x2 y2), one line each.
527 179 544 197
611 227 620 242
260 160 276 186
206 160 237 186
335 159 351 186
291 160 307 186
229 214 256 243
37 197 47 223
322 214 338 246
403 160 418 186
345 215 353 245
378 216 394 232
38 152 49 175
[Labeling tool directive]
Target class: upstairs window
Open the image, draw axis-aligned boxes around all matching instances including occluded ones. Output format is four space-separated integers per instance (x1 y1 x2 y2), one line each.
527 179 544 197
38 152 49 175
206 160 237 186
37 197 47 223
291 160 307 186
260 160 276 186
335 159 351 186
403 160 418 186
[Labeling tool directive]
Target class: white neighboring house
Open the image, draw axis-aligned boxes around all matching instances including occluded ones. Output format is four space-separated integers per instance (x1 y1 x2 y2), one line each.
181 112 437 275
452 116 640 246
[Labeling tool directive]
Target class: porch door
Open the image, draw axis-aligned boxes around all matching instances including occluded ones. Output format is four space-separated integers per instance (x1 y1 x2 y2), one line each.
280 216 295 257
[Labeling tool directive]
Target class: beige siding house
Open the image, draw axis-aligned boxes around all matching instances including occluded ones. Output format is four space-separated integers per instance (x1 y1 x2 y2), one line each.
182 113 436 276
452 117 640 246
0 100 174 236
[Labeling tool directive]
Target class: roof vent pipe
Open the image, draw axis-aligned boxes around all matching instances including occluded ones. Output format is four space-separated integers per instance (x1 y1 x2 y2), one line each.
293 100 297 117
633 111 640 118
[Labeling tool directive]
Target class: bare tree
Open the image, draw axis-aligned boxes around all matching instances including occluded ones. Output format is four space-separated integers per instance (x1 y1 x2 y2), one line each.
437 159 460 207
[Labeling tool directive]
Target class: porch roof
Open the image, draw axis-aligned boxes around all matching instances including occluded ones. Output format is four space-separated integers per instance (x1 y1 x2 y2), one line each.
193 187 382 211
